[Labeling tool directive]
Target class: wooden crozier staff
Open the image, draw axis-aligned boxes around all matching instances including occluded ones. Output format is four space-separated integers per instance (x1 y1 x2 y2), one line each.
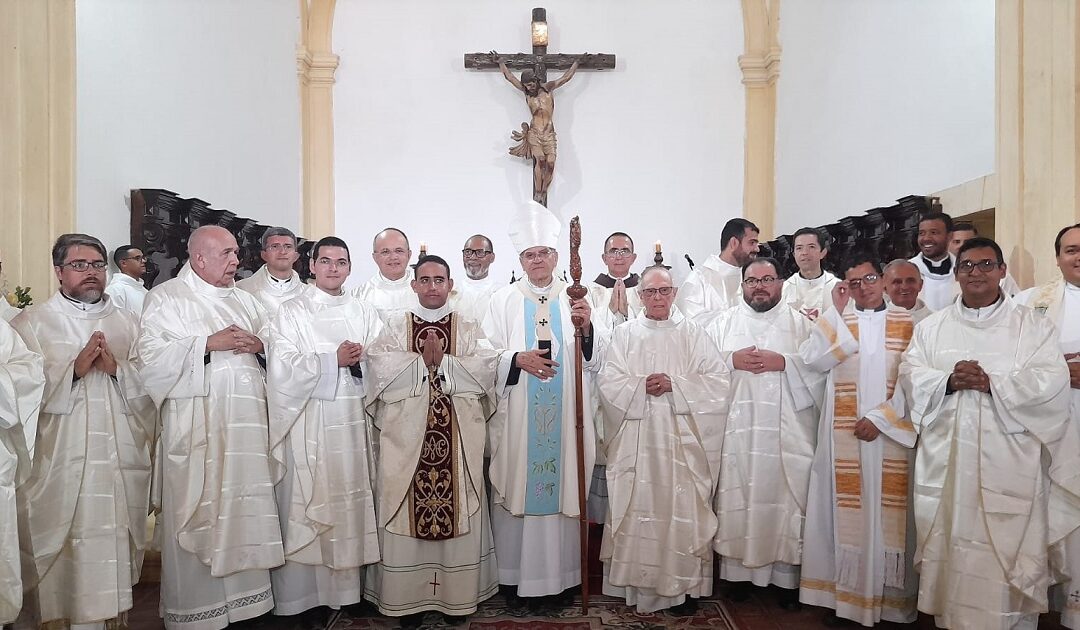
565 216 590 614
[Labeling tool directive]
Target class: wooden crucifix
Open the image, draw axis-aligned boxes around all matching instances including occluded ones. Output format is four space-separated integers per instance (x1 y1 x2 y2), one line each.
465 8 615 207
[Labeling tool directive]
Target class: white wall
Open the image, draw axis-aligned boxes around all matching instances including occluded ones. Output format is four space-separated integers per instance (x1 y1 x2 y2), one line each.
333 0 745 286
76 0 302 258
775 1 995 234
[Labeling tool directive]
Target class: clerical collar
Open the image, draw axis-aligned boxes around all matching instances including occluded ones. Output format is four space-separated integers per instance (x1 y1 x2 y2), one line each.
855 301 887 313
798 270 825 282
527 279 553 295
414 303 452 322
377 272 410 287
959 293 1004 321
60 290 107 313
310 286 348 305
268 272 292 284
593 272 639 289
1066 281 1080 294
922 255 952 275
113 273 144 287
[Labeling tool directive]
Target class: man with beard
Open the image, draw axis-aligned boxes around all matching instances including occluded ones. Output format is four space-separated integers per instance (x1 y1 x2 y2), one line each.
882 259 931 324
106 244 149 315
799 251 918 626
705 257 823 606
899 237 1080 629
677 218 760 327
483 201 602 610
236 227 309 315
0 318 42 627
138 225 284 629
364 255 500 627
11 234 156 629
1016 223 1080 629
355 228 419 322
598 266 730 614
266 236 383 620
450 234 500 322
908 212 960 311
782 227 839 321
588 232 643 331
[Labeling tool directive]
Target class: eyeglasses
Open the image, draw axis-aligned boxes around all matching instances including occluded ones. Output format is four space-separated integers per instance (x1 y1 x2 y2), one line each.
640 286 674 297
462 248 492 258
846 273 880 289
375 248 408 257
605 248 633 258
122 255 147 263
957 259 1003 274
520 248 555 262
60 260 108 272
265 243 295 253
415 277 447 286
315 258 349 269
742 276 779 288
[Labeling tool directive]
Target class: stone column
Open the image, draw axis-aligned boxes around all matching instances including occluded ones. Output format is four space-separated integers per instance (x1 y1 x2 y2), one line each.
0 0 76 294
740 0 781 239
996 0 1080 286
297 0 339 239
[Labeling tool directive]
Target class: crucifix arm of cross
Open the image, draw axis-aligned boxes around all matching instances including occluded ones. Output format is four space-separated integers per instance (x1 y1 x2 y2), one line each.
490 50 525 90
546 58 580 91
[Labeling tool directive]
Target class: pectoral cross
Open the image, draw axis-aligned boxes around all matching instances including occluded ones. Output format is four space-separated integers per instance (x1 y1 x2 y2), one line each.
465 8 615 206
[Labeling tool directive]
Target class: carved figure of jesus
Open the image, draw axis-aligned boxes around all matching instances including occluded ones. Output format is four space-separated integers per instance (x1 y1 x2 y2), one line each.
493 51 579 207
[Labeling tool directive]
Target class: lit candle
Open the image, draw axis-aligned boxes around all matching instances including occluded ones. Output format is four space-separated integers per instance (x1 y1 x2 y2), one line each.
419 242 427 256
654 240 662 253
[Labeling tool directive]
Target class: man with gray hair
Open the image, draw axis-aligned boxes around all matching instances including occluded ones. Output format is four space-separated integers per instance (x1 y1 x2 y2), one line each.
11 234 155 629
138 225 284 629
598 266 730 614
236 227 308 314
882 259 931 324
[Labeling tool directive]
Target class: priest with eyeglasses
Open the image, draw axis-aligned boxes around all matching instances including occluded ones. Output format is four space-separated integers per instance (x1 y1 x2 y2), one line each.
450 235 500 323
588 232 643 331
236 227 309 315
705 257 823 607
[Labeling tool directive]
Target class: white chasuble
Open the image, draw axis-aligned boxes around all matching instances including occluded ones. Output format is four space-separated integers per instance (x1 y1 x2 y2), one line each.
908 254 959 312
0 321 42 625
1017 280 1080 629
597 314 730 613
782 271 840 321
706 300 823 588
0 301 19 324
482 281 605 596
354 273 419 323
449 275 501 324
900 296 1080 630
11 293 155 627
235 265 309 315
137 264 283 630
363 307 499 616
675 255 743 328
266 289 383 615
798 306 918 626
105 273 148 317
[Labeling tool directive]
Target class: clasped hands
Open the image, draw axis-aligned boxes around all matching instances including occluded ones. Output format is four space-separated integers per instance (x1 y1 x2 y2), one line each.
337 340 365 367
948 360 991 394
1065 352 1080 390
74 331 118 378
645 373 672 397
732 346 786 373
608 280 629 317
207 324 264 355
418 330 444 368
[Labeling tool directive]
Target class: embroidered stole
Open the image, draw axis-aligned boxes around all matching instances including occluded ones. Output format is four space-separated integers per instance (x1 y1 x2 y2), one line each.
833 311 913 591
1031 279 1065 324
516 280 566 515
407 313 459 540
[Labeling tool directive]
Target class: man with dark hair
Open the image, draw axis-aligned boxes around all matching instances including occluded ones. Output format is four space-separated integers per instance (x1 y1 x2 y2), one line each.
705 257 822 606
782 227 838 321
1016 222 1080 628
356 227 419 322
11 233 155 629
799 250 919 626
266 235 383 621
450 235 500 322
677 217 760 326
948 221 977 257
106 244 149 315
364 253 499 627
138 225 284 628
897 235 1080 629
590 232 642 330
908 212 959 311
236 226 308 315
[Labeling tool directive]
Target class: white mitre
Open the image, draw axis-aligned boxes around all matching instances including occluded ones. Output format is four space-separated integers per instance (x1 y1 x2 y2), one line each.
508 201 562 254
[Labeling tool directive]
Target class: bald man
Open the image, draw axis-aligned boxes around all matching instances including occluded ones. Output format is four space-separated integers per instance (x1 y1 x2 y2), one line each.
354 228 420 322
882 260 931 324
137 225 284 629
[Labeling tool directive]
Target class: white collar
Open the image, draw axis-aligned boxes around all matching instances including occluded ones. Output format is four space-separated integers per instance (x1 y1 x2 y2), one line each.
1065 281 1080 295
180 263 235 298
60 290 109 314
375 272 411 288
110 273 144 288
414 303 452 321
527 279 553 295
958 294 1005 321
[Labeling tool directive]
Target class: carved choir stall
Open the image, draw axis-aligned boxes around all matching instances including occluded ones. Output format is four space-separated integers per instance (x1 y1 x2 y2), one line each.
128 188 314 289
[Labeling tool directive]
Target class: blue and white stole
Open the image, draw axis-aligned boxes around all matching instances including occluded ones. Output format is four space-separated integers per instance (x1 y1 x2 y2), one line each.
516 279 567 515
